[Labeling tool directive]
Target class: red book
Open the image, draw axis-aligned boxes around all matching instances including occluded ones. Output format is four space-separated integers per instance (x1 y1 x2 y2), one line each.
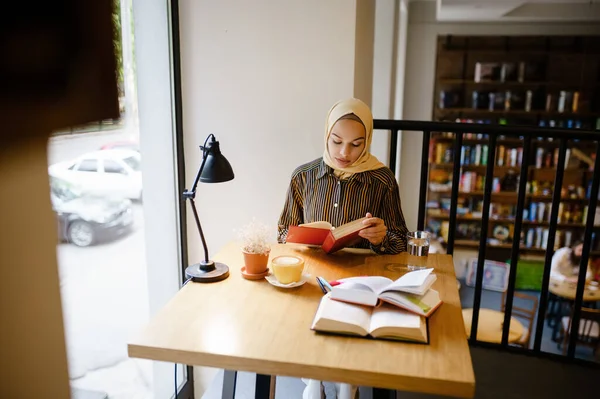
285 217 368 254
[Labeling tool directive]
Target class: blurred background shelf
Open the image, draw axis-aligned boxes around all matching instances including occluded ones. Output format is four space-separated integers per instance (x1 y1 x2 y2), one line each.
425 35 600 259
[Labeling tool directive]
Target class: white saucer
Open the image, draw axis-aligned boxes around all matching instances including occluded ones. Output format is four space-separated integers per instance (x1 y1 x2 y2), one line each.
265 273 311 288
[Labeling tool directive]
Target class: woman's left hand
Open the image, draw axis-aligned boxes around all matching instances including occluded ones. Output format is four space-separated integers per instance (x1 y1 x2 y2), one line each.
359 212 387 246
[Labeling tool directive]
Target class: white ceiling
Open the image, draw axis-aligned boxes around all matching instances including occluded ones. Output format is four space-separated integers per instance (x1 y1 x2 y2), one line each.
435 0 600 21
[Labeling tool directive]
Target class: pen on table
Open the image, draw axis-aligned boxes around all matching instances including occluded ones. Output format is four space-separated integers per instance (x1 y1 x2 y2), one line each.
319 277 334 292
315 277 328 294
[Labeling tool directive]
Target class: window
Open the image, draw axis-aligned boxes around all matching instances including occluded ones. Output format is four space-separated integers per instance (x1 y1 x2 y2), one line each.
104 160 126 174
122 155 141 171
45 1 186 397
50 177 79 201
77 159 98 172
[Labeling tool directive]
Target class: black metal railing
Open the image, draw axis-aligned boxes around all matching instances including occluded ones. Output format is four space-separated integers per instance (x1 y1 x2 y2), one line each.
374 119 600 364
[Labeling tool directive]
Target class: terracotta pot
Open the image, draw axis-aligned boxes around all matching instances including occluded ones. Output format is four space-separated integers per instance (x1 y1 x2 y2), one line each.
243 250 270 274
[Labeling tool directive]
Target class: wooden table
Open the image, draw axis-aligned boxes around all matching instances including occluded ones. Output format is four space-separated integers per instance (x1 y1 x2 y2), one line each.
549 279 600 302
547 278 599 341
128 242 475 398
462 308 524 344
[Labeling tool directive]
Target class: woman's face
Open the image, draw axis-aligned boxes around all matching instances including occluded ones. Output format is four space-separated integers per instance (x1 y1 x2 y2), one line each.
327 118 366 169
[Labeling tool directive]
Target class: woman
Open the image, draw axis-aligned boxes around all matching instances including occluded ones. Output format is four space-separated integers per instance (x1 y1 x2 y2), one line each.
278 98 409 399
550 241 593 282
277 98 408 254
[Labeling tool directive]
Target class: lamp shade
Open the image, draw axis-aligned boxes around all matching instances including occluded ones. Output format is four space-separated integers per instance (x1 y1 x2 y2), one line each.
200 140 235 183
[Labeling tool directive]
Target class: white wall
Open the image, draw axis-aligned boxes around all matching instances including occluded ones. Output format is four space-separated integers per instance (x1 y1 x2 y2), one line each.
402 1 600 276
179 0 357 260
178 0 368 394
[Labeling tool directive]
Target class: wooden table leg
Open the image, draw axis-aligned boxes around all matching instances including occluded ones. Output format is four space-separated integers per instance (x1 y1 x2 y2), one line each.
269 375 277 399
255 374 272 399
222 370 237 399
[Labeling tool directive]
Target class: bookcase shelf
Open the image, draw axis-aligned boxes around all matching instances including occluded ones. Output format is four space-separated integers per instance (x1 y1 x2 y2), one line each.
429 190 589 203
431 163 594 174
438 79 600 87
426 35 600 258
435 108 600 118
439 50 595 56
444 239 600 257
427 213 598 229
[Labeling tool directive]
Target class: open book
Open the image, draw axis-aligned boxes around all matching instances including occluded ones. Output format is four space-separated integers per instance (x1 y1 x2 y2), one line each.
311 293 429 343
330 269 442 317
285 217 368 254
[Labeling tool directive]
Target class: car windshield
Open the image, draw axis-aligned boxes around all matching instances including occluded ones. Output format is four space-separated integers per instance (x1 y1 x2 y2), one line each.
50 177 81 202
122 155 141 171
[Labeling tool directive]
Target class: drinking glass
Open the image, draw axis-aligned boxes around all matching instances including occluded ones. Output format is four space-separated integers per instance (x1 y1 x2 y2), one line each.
407 231 430 270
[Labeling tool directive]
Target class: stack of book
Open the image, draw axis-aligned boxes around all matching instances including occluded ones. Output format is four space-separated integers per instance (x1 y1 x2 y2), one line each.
311 269 442 344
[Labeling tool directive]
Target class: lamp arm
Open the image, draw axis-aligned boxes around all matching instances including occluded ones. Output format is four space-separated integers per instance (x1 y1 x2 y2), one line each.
182 133 216 267
188 197 210 264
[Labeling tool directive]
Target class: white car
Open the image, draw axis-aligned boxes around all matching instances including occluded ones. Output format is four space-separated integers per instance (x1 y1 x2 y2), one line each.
49 149 143 201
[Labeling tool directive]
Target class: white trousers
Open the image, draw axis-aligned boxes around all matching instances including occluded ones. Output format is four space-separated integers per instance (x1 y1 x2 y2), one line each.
302 379 356 399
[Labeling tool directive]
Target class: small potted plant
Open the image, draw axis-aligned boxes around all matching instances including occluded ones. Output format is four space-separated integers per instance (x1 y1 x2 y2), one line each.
236 218 273 275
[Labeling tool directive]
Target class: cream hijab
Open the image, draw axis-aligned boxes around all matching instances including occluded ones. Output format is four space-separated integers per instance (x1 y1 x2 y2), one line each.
322 98 386 179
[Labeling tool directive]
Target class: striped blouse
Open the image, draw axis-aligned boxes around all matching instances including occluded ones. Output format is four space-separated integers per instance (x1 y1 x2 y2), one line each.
277 158 408 254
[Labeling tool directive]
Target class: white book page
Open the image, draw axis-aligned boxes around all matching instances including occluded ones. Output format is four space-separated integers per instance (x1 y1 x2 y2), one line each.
330 285 378 306
380 269 434 294
379 289 441 316
383 274 437 296
369 305 422 333
314 294 372 334
337 276 393 293
299 221 333 229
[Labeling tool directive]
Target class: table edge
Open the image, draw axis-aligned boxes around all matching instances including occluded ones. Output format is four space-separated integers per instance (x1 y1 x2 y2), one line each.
128 343 475 398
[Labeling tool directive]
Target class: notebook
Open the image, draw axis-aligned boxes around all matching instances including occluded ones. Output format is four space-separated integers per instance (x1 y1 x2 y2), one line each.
311 293 429 343
329 269 442 317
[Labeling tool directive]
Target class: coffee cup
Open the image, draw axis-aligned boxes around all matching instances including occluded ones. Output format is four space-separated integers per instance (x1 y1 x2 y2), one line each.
271 255 304 284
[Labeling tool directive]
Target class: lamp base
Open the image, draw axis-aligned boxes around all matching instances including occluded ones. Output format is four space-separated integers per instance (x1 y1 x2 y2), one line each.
185 261 230 283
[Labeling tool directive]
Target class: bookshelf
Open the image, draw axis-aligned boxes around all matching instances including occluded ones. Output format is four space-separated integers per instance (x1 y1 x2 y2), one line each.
426 35 600 258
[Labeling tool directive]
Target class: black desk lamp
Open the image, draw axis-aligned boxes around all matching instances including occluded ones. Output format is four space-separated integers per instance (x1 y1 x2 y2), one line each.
183 134 234 283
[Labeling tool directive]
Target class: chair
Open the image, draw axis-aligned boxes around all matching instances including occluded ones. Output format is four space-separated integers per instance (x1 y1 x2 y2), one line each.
501 291 539 348
560 307 600 356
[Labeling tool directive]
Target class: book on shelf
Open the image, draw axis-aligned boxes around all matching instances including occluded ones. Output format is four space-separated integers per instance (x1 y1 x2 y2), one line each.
311 293 430 343
329 269 442 317
474 62 501 83
500 62 518 82
285 217 368 254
